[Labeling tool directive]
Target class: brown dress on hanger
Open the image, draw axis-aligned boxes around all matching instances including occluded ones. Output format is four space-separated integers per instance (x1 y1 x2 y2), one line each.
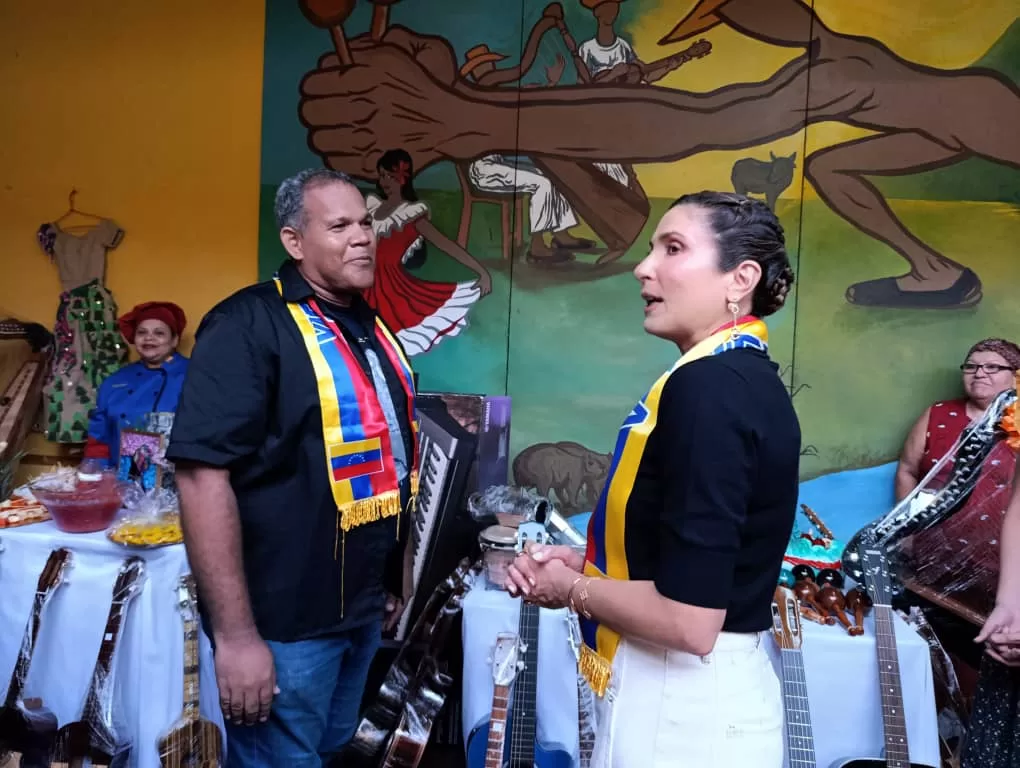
37 219 128 443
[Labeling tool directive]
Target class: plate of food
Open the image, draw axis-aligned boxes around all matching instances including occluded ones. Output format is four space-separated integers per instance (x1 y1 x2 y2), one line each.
107 512 183 549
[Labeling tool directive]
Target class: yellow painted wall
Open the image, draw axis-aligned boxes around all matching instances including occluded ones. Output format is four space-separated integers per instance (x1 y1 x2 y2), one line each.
0 0 267 355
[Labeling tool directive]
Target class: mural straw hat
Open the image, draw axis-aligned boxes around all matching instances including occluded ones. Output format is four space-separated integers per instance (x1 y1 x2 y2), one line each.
580 0 625 9
659 0 726 44
459 44 509 77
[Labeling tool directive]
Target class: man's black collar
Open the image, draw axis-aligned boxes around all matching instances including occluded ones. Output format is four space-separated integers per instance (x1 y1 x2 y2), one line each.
275 259 374 316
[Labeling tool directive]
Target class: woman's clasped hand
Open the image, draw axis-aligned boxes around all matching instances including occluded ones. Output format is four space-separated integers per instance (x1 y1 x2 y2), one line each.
504 543 585 610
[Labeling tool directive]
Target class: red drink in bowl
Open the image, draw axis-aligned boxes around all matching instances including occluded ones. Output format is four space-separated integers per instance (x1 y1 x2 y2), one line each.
31 470 125 533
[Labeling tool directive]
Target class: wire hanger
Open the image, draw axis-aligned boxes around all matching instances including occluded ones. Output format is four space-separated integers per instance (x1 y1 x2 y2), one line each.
55 188 104 229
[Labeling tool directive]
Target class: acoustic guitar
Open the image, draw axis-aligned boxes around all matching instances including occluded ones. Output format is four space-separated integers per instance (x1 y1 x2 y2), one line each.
565 614 596 768
770 586 818 768
342 558 476 767
465 520 573 768
830 545 936 768
591 38 713 85
0 547 72 768
377 561 479 768
48 556 146 768
156 574 224 768
475 633 520 768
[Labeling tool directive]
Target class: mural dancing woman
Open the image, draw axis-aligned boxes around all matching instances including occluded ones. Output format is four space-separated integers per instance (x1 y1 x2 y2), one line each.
505 191 801 767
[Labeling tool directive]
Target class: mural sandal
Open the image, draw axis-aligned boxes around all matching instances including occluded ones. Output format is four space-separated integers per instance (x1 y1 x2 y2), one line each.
526 249 574 266
551 235 597 252
844 268 982 309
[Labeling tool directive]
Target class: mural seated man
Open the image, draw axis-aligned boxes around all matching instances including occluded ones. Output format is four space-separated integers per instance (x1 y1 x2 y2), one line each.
83 301 189 467
460 44 596 265
893 337 1020 709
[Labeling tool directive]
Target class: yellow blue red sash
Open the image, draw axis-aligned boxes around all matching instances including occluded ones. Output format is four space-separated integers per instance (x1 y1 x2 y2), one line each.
578 317 769 696
274 279 419 609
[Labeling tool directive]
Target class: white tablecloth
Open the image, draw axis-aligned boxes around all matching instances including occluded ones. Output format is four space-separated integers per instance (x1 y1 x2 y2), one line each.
0 521 225 768
462 582 940 768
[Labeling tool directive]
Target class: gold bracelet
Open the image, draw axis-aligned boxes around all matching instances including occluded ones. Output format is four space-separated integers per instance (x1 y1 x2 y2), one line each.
567 574 585 613
577 577 595 619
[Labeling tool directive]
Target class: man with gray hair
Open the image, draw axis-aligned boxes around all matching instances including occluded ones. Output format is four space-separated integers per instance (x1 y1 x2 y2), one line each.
167 168 417 767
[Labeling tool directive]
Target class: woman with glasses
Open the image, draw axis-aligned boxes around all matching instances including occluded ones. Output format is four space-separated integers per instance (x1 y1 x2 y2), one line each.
895 338 1020 502
893 338 1020 752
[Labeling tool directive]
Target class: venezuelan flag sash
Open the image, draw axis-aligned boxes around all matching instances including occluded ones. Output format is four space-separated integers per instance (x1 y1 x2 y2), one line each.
274 279 419 572
578 317 769 697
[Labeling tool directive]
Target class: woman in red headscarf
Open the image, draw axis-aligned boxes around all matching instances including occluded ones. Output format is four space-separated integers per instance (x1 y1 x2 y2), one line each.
83 301 189 466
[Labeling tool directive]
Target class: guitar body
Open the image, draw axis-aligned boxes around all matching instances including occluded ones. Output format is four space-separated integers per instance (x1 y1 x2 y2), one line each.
345 563 474 766
344 664 415 763
157 718 224 768
50 719 131 768
465 720 574 768
0 700 58 767
380 666 453 768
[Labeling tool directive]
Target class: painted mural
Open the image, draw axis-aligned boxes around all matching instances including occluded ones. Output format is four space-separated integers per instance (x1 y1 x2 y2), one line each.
258 0 1020 508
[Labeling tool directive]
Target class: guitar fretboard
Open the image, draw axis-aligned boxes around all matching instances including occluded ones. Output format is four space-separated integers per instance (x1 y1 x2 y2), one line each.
4 592 45 708
508 601 539 764
182 617 200 721
874 605 911 767
81 597 131 727
779 648 816 768
484 682 511 768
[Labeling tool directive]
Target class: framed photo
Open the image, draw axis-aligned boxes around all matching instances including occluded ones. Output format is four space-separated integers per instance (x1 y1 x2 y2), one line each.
118 428 166 491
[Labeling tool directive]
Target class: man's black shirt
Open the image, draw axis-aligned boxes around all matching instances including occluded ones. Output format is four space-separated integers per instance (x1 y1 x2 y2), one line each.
166 260 413 642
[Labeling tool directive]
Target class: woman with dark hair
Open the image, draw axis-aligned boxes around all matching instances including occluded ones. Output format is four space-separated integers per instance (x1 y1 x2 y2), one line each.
896 337 1020 504
364 149 492 356
506 191 800 766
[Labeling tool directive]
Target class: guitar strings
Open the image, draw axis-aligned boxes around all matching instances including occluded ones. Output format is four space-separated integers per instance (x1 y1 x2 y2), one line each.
781 649 815 767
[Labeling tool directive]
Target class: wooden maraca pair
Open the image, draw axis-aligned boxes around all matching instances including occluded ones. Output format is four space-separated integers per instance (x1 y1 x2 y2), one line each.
299 0 402 66
791 564 871 636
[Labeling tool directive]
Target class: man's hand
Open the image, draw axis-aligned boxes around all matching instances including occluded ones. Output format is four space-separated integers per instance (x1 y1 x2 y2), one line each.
214 633 279 726
383 593 406 633
299 28 477 178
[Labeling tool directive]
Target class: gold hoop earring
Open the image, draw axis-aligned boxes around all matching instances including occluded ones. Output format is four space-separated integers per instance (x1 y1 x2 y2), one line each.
727 301 740 340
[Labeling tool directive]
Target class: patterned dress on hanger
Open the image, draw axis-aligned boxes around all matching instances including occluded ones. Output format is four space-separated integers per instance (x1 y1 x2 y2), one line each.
363 195 481 356
37 219 128 442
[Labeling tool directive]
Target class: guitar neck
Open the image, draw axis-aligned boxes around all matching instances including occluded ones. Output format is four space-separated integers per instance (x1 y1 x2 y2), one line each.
873 604 911 766
508 602 540 761
779 648 816 768
576 673 596 768
3 592 45 707
81 598 131 723
182 617 201 721
483 683 511 768
640 48 698 76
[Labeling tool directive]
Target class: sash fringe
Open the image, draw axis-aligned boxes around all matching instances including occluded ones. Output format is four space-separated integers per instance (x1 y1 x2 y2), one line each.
579 644 612 698
339 491 402 534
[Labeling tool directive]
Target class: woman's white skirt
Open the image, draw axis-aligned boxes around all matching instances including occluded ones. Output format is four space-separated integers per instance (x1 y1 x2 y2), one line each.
591 631 783 767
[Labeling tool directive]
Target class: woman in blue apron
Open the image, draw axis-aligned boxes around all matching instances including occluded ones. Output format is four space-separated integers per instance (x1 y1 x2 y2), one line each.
84 301 189 472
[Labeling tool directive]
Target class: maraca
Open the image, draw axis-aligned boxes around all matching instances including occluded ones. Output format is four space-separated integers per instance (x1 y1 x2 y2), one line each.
817 568 845 589
817 584 860 635
299 0 355 65
791 564 815 583
368 0 401 41
793 579 834 624
844 586 872 635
